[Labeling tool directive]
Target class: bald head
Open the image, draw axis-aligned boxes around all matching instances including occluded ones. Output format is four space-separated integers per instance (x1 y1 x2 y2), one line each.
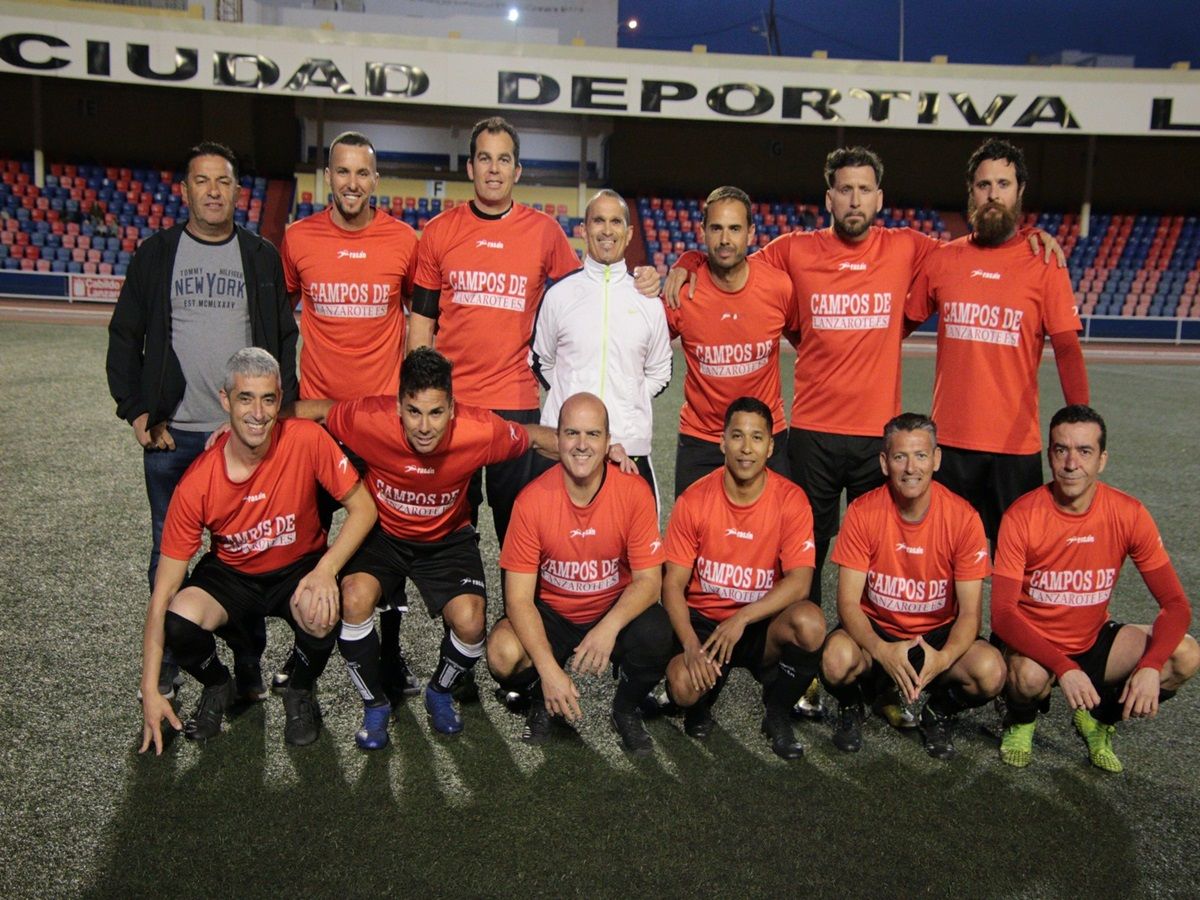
558 392 609 437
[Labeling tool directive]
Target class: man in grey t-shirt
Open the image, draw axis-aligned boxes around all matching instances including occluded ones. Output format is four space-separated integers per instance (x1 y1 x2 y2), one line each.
107 141 298 701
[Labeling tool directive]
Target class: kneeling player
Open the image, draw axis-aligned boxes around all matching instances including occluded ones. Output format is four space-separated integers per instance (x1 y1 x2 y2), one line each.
821 413 1004 759
992 405 1198 772
139 348 377 754
663 397 824 760
298 348 556 748
488 393 671 755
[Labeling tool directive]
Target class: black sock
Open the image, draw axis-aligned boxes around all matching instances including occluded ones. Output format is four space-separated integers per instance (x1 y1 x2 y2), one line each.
613 665 659 715
494 663 540 696
1004 695 1040 725
338 626 386 705
1092 686 1124 725
429 629 481 694
379 607 403 664
821 670 862 708
928 682 993 717
165 611 229 688
766 644 821 712
290 628 335 692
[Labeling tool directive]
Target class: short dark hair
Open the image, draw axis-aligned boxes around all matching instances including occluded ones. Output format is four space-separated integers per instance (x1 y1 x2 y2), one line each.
1049 404 1107 452
703 185 753 226
723 396 773 433
185 141 238 180
882 412 937 452
966 138 1028 187
584 189 630 225
470 116 520 165
329 130 376 158
824 146 883 189
400 347 453 400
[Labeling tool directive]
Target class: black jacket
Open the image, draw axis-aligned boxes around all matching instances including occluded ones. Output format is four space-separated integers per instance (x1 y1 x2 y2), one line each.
106 224 299 427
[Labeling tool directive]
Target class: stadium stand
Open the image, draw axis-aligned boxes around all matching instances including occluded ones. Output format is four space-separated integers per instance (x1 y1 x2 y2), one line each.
3 151 1197 323
1035 211 1200 318
0 158 271 276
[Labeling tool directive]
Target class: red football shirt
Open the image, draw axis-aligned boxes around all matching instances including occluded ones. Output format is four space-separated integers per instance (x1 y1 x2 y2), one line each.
758 226 937 437
282 208 419 401
325 397 529 541
833 481 990 639
412 203 580 410
663 256 793 441
993 483 1171 655
501 465 665 624
161 419 359 574
906 233 1082 454
665 469 816 622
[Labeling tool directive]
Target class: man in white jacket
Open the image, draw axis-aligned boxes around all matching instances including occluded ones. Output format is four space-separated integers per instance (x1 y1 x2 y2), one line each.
531 190 673 504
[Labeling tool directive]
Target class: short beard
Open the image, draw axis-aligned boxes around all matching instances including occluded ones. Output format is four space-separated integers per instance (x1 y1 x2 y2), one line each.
333 194 369 225
832 214 870 240
969 197 1020 247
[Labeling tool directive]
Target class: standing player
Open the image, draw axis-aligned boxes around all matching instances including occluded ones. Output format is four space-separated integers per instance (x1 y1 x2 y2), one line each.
108 141 296 701
663 397 824 759
406 116 659 545
294 349 557 748
530 189 673 499
487 393 671 755
991 405 1197 772
278 130 421 701
283 130 418 404
665 148 1061 612
665 187 794 497
820 413 1005 759
139 348 377 754
907 139 1089 545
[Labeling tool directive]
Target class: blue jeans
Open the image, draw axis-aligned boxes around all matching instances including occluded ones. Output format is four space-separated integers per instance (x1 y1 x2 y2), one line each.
143 426 266 662
144 427 211 590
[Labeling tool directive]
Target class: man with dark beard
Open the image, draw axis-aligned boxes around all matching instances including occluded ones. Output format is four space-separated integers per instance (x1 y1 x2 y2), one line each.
906 139 1089 545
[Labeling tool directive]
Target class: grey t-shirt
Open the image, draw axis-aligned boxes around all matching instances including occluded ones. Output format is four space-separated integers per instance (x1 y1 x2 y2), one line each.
169 231 251 431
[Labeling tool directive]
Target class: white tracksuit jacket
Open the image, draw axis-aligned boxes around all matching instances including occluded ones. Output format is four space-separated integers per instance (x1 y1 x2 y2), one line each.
530 255 672 457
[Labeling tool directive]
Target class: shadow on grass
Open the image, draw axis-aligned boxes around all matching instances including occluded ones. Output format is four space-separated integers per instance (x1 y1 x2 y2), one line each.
82 689 1148 898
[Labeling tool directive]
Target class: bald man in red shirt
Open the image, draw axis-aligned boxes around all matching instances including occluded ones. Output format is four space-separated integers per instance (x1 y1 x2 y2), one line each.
488 392 671 756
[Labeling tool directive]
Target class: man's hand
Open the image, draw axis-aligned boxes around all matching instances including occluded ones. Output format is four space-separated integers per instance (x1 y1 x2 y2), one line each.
682 642 722 694
1029 230 1067 268
663 267 696 310
875 639 922 703
134 413 176 450
632 265 661 298
540 665 582 722
1119 667 1161 719
606 442 638 475
913 638 950 692
204 422 231 451
702 613 747 667
290 566 340 635
140 691 182 756
572 621 619 676
1058 668 1101 711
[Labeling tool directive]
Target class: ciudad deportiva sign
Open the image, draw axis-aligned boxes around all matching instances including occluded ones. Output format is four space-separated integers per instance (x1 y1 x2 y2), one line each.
2 7 1197 137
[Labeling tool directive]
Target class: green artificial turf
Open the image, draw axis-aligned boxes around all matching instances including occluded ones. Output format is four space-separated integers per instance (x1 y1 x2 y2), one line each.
1 322 1197 897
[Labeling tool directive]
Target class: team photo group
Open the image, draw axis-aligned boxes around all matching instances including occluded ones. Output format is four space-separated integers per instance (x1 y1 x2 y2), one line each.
107 114 1197 775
